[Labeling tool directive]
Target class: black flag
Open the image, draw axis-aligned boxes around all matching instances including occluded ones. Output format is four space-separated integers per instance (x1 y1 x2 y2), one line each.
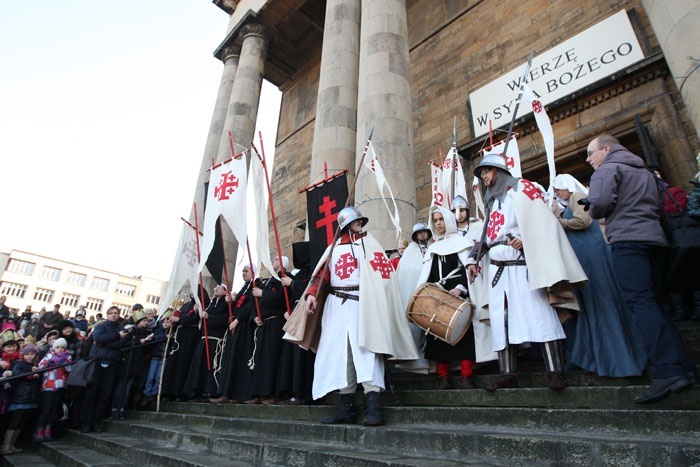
305 173 349 268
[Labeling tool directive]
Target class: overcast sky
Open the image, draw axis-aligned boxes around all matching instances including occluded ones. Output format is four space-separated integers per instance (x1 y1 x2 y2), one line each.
0 2 281 281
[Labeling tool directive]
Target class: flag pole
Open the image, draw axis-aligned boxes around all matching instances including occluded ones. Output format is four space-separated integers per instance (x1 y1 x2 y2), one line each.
245 239 263 321
315 128 374 299
500 49 534 157
192 202 212 370
252 134 292 315
450 116 457 202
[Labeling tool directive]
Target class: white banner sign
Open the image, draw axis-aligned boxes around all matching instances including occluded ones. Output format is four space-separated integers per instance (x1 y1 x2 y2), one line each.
469 10 644 137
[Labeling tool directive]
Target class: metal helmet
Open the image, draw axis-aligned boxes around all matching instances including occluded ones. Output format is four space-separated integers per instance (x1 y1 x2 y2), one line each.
473 153 509 178
411 222 432 243
450 195 469 212
337 206 368 231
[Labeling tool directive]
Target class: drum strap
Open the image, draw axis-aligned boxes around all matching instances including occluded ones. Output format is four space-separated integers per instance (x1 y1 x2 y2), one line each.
490 260 527 287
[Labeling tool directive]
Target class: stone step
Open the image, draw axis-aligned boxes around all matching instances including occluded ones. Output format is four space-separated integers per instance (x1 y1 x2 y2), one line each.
129 404 700 439
35 440 137 466
60 430 244 467
389 368 651 390
64 426 502 466
379 385 700 409
103 413 700 466
0 450 55 467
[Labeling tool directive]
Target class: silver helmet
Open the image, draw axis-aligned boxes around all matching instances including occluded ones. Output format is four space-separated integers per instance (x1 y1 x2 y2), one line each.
337 206 368 231
473 153 509 178
411 222 432 243
450 195 468 212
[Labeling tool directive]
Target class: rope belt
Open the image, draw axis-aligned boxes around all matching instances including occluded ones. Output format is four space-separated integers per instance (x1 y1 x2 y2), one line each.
490 259 527 287
330 285 359 304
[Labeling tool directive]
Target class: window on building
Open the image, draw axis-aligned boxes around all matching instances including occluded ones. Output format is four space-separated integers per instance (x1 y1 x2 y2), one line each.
115 303 130 316
66 272 87 286
115 283 136 297
146 294 160 305
40 266 62 281
8 259 35 276
33 288 54 303
0 282 27 298
90 277 110 291
86 298 104 312
60 293 80 308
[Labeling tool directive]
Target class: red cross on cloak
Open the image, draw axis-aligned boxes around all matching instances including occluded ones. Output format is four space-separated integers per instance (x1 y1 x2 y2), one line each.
369 252 393 279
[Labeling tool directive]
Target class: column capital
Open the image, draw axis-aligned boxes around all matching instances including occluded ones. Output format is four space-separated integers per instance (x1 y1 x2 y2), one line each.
220 45 241 63
239 22 273 44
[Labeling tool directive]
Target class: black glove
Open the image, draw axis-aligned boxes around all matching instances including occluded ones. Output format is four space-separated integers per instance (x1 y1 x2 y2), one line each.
577 198 590 212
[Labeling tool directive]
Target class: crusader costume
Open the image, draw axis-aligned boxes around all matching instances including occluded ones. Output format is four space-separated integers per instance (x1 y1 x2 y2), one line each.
284 207 418 426
467 154 587 391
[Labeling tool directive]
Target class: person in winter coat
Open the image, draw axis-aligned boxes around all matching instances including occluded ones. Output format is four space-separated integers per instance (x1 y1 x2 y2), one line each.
34 338 72 441
1 344 40 455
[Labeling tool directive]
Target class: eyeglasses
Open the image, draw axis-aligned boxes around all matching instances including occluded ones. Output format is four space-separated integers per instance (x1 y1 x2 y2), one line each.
587 147 604 157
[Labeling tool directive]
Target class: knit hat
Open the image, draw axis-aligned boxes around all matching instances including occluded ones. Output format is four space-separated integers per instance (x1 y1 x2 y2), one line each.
132 309 148 324
57 320 75 333
21 343 38 355
52 338 68 349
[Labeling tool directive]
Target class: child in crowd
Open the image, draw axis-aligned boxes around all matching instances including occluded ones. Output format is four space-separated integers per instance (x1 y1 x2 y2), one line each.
34 338 72 441
1 343 40 455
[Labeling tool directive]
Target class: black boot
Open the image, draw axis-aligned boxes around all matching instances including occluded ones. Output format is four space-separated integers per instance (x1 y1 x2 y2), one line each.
320 393 357 424
362 391 384 426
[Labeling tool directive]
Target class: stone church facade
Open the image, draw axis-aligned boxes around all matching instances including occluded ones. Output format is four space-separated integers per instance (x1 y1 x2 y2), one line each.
199 0 700 272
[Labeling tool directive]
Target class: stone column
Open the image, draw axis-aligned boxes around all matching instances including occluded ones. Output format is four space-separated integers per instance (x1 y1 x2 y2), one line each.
310 0 361 184
214 23 270 286
216 23 270 162
642 0 700 138
191 46 240 228
355 0 416 248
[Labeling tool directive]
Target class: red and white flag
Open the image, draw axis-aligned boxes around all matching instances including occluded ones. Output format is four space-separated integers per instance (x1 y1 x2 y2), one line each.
199 156 248 273
487 137 522 178
363 142 401 241
440 146 468 206
430 162 446 209
522 83 556 204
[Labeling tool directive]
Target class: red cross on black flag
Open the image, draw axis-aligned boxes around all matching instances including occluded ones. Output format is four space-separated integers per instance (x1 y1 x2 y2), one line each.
304 172 349 268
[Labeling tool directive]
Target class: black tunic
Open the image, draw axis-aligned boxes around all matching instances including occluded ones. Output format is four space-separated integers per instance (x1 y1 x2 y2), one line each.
248 275 286 398
161 298 202 399
182 295 229 398
424 253 476 362
276 243 315 402
218 280 259 401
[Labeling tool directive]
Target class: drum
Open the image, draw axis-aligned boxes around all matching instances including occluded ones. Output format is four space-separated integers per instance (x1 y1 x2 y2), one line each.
406 282 474 345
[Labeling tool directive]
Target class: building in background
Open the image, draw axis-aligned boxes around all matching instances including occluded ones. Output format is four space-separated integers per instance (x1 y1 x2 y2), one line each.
0 250 166 319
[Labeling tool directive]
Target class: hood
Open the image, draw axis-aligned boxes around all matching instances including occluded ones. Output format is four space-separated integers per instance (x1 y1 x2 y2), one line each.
603 144 645 168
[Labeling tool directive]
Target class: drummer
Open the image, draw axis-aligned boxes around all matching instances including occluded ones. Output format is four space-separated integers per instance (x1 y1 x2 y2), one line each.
415 205 478 390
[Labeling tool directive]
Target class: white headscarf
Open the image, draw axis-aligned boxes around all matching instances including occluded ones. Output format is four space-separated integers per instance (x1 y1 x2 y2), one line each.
552 174 588 205
425 205 470 257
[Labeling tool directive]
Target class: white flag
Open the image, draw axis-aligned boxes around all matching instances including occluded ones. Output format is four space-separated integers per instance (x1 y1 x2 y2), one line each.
364 142 401 240
199 155 248 273
440 146 468 206
250 153 278 280
522 83 556 204
160 220 200 315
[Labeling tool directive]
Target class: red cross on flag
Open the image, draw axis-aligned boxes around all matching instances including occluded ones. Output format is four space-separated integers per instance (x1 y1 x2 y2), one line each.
522 83 556 205
199 156 248 273
430 161 446 210
487 137 522 178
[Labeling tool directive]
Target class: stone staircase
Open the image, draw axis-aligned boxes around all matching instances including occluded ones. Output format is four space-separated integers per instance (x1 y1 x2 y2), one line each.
3 321 700 466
